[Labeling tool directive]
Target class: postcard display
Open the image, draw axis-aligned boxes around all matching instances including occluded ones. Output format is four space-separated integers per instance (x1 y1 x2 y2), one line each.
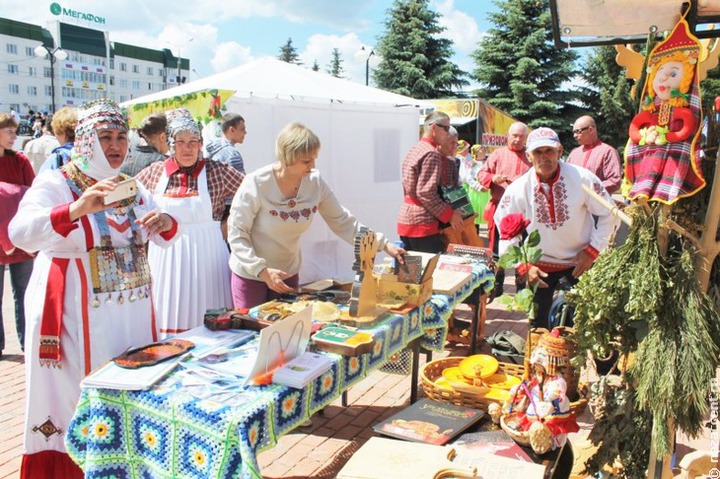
65 231 496 479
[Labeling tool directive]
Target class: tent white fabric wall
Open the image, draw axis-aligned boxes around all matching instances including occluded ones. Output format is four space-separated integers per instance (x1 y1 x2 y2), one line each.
123 58 425 283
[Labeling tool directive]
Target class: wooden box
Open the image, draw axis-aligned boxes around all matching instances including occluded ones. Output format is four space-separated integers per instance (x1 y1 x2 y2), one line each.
375 273 434 307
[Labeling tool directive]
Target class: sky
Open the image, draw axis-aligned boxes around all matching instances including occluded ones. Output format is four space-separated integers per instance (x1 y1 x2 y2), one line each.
0 0 495 88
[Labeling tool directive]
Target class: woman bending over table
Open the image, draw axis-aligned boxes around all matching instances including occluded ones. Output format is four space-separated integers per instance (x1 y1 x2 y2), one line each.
228 122 405 309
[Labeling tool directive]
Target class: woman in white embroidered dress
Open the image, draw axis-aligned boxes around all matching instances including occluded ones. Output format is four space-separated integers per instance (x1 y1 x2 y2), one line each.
9 100 180 479
228 122 405 309
136 108 244 338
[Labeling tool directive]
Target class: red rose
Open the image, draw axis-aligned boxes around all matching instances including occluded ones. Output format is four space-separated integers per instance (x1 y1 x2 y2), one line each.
499 213 530 240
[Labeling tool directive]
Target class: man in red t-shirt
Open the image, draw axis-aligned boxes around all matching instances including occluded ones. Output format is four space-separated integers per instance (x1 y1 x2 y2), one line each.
566 115 622 194
477 122 531 298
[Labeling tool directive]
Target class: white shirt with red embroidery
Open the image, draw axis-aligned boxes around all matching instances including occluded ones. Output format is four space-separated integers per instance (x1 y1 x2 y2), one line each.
228 163 387 280
494 163 619 269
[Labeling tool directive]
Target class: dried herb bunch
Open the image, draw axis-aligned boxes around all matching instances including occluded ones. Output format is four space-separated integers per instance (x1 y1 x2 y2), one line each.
583 373 652 479
569 204 720 459
633 244 720 454
568 206 662 363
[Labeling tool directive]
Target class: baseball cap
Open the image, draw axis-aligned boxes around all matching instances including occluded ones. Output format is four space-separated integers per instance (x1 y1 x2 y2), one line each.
526 127 561 152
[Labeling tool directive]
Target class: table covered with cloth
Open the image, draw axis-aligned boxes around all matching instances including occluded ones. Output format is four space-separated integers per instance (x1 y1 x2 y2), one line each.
66 264 494 479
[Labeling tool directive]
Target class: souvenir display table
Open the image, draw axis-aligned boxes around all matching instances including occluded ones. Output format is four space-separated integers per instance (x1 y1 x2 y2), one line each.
65 264 493 479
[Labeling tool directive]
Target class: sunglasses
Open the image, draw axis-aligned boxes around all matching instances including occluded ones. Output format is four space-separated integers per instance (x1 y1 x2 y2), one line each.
434 123 450 132
572 126 592 135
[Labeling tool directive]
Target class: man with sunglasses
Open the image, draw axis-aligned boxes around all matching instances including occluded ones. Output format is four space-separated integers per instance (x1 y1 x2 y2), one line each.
567 116 622 194
397 111 464 253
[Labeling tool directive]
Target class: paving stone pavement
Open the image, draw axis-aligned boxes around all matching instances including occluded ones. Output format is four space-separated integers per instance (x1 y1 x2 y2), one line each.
0 270 713 478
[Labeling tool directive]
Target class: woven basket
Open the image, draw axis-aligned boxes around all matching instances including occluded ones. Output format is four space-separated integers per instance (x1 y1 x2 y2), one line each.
421 356 588 416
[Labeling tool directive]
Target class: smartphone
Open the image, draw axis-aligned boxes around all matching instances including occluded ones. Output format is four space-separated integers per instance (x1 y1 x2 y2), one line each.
103 178 137 205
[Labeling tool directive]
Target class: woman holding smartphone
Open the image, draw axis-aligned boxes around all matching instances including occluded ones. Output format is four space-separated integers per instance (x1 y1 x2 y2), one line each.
136 108 244 338
9 99 180 478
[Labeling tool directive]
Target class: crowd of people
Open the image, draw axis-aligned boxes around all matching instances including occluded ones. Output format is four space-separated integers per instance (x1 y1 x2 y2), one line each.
0 97 622 477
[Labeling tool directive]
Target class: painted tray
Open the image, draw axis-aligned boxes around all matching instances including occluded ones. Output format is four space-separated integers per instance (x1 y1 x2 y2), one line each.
113 338 195 369
458 354 499 380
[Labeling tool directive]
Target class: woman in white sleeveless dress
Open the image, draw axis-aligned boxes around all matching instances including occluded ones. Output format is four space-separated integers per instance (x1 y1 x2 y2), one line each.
136 108 244 338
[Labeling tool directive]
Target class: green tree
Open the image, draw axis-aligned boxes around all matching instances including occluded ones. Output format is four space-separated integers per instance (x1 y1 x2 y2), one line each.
374 0 467 98
471 0 579 139
576 45 635 150
311 60 320 72
327 48 344 78
278 38 302 65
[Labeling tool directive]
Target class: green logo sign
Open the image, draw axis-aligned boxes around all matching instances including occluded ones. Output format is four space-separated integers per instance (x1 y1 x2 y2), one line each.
49 2 106 25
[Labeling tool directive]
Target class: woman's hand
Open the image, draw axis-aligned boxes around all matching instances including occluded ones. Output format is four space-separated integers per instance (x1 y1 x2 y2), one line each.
135 210 174 235
383 242 406 265
259 268 295 294
68 178 121 221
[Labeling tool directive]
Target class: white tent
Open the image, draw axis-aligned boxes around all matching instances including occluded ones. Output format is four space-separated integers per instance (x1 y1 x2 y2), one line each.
123 57 428 283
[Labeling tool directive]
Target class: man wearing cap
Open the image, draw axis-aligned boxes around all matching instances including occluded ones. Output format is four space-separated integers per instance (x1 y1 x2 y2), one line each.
477 122 532 298
495 127 619 328
397 111 464 253
567 115 622 193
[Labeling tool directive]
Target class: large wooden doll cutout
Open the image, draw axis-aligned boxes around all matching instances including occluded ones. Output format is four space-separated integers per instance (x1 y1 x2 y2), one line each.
625 17 706 204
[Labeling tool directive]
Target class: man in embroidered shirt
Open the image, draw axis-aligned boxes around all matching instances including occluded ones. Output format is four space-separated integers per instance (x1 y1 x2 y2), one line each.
566 116 622 194
495 127 619 328
477 122 531 298
397 111 464 253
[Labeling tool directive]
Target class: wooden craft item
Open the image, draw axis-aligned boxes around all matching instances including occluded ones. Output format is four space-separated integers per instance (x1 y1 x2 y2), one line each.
397 255 424 283
441 215 486 249
113 338 194 369
346 227 388 326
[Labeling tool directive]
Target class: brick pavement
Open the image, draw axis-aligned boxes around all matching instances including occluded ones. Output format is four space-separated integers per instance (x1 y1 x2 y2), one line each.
0 270 713 478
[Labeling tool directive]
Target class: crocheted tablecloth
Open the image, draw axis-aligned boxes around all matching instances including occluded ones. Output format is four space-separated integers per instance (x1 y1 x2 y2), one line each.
66 264 493 479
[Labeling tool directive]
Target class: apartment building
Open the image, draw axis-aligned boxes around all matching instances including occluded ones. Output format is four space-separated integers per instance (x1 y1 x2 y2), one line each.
0 17 189 117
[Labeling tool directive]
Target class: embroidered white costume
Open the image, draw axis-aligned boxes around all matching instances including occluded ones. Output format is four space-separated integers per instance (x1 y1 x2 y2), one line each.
495 162 618 268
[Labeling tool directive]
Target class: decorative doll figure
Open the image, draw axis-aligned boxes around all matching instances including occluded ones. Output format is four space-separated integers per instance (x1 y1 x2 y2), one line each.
503 329 579 451
624 17 705 204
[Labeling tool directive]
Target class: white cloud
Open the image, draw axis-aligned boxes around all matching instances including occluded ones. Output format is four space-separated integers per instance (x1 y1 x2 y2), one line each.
211 42 255 73
434 0 483 53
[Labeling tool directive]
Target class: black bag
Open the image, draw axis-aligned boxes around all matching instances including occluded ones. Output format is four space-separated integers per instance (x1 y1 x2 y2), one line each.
486 330 526 363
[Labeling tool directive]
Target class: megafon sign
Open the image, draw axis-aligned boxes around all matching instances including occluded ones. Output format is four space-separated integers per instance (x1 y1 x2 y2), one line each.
50 2 106 26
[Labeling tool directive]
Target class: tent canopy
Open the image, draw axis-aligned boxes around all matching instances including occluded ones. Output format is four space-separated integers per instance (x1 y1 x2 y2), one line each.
550 0 720 47
122 58 425 283
123 57 431 108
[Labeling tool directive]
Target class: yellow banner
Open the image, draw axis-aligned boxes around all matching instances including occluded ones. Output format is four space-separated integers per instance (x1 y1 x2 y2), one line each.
125 89 236 128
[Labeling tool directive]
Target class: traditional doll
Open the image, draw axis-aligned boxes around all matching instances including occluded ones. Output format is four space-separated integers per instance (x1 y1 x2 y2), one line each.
625 17 706 204
502 329 579 452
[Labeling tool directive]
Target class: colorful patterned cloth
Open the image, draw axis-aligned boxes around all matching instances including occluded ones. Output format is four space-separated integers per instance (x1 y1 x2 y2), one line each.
66 263 493 479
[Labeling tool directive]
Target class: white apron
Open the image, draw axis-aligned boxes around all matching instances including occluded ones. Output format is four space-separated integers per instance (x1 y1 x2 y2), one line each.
149 164 232 338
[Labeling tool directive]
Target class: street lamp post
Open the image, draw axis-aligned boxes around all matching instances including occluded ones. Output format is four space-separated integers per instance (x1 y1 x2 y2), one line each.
35 44 67 113
176 38 193 84
362 47 375 86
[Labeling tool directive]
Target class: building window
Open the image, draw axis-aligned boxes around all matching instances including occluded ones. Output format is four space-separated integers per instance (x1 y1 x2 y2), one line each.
10 103 20 112
109 58 114 69
9 84 19 94
28 66 36 77
44 67 51 77
6 43 17 54
119 79 127 88
119 95 127 102
27 86 37 96
7 64 18 75
148 82 152 90
132 80 140 89
109 75 115 86
25 46 34 57
120 62 127 72
132 65 139 74
159 69 164 77
45 85 52 96
147 66 153 76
